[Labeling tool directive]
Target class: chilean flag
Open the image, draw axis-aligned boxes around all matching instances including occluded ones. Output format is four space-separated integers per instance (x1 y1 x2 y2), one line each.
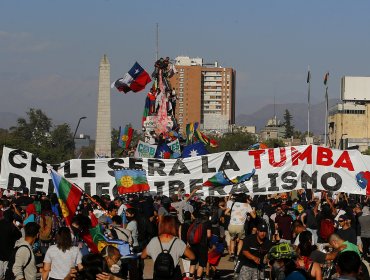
112 62 152 93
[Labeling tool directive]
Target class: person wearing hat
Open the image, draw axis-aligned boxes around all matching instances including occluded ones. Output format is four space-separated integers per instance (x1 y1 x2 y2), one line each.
268 243 306 280
336 214 357 245
237 222 272 280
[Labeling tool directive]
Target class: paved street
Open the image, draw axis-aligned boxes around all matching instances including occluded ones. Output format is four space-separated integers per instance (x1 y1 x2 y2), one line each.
143 255 235 279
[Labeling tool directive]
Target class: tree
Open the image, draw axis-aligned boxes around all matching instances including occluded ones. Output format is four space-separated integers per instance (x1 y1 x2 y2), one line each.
208 132 257 153
283 109 294 139
79 144 96 159
265 138 286 148
3 108 74 163
111 126 143 158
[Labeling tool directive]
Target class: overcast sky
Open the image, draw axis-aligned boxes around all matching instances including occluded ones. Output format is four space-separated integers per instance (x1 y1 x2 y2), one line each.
1 1 370 137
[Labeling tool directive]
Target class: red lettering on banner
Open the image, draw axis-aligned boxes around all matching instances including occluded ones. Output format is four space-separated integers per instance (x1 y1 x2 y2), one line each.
248 150 265 169
268 148 287 167
317 147 334 167
291 146 313 166
334 151 354 171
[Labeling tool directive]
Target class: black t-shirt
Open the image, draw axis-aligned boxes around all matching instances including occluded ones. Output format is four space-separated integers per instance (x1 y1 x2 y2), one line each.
0 219 22 261
240 234 273 268
14 196 34 207
337 227 357 244
309 250 326 264
201 220 211 247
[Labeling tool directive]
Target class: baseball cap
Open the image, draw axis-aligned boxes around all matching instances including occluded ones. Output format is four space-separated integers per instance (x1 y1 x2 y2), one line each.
257 222 268 232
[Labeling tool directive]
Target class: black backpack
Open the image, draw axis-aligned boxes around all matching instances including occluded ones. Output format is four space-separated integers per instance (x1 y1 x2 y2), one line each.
5 245 32 280
153 237 177 279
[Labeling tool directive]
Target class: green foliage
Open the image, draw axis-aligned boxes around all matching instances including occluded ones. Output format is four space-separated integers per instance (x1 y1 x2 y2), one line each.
0 108 74 163
208 132 257 153
111 127 121 157
264 138 286 148
79 144 96 159
283 109 294 138
111 126 143 158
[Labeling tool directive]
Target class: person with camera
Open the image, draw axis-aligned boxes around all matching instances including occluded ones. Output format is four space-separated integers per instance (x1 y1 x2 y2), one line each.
237 222 272 280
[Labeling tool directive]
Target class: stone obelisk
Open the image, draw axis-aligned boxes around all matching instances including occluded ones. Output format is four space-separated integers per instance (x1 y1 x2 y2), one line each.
95 54 111 157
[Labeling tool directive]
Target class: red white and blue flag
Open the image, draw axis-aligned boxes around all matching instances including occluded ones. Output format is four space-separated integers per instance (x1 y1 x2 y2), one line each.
112 62 152 93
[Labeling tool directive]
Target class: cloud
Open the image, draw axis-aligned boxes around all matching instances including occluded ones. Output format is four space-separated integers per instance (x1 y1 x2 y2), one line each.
0 30 53 53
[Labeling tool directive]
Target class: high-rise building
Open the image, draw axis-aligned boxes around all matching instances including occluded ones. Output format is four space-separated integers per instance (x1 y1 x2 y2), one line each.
169 56 235 133
95 54 111 157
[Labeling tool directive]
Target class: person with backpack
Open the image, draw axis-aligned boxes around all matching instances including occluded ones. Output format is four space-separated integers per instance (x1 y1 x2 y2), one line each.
141 216 195 280
317 202 336 243
108 215 133 245
275 205 293 243
37 199 60 255
6 222 40 280
188 208 212 280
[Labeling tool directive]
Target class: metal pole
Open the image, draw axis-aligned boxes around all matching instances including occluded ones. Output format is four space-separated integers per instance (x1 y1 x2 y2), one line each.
73 116 87 139
325 86 328 146
307 67 311 144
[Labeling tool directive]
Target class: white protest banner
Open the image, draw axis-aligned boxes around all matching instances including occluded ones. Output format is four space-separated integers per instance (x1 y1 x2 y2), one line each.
134 140 157 158
1 145 370 198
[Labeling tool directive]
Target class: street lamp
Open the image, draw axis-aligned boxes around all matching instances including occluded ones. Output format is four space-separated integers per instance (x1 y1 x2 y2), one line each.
73 116 87 140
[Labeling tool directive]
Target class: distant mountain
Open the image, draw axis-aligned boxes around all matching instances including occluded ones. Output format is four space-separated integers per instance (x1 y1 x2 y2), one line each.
0 112 20 130
236 99 340 135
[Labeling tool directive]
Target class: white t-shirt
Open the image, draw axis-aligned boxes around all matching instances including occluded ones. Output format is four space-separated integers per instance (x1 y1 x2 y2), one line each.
117 204 127 217
227 201 253 226
44 245 82 279
146 237 186 267
126 220 139 247
171 200 194 223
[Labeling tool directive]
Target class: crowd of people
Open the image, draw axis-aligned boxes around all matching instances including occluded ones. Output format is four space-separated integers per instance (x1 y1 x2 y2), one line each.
0 187 370 280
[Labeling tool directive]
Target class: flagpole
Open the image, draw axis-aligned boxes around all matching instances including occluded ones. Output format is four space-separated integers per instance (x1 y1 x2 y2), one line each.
307 66 311 144
324 72 329 147
325 85 329 147
51 169 106 211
